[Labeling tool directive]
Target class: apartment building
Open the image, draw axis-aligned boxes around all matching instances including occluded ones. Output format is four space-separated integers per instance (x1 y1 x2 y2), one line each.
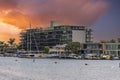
20 24 92 51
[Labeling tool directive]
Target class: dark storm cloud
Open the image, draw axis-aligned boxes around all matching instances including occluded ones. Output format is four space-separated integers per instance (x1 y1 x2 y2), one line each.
0 0 109 28
0 0 18 10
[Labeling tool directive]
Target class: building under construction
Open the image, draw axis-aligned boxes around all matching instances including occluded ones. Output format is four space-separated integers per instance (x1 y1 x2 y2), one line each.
20 23 93 51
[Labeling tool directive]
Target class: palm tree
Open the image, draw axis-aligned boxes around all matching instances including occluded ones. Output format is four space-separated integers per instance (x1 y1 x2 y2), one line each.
7 38 17 55
0 41 4 53
8 38 15 47
3 43 9 53
0 41 9 54
0 41 4 45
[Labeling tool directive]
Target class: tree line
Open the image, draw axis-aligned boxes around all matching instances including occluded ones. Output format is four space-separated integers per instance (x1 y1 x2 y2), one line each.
0 38 22 54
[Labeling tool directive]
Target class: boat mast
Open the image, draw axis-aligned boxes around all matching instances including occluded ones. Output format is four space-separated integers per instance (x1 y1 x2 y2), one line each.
27 28 29 52
30 23 32 53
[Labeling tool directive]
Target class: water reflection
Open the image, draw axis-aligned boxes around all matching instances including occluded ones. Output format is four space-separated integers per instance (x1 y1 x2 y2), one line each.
0 57 120 80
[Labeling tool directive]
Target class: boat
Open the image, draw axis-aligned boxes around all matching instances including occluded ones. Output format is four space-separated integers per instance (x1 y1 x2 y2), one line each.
19 53 34 58
100 54 112 60
46 53 60 58
85 54 98 60
18 24 39 58
60 54 81 59
113 56 119 60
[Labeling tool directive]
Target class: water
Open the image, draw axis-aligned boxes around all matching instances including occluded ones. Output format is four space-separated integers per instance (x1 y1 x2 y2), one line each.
0 57 120 80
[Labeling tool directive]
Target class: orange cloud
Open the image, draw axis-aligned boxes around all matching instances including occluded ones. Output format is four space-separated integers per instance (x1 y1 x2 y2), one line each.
17 0 109 27
0 0 17 10
0 0 109 43
1 11 30 29
0 33 19 43
0 0 109 28
0 21 21 43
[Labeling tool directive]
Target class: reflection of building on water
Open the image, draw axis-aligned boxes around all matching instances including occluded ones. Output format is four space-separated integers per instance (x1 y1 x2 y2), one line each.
1 57 120 80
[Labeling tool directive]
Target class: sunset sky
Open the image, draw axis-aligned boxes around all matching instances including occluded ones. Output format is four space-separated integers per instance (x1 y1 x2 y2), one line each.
0 0 119 43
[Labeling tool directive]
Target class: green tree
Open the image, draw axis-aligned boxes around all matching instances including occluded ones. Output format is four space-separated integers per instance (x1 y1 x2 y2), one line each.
100 39 116 43
109 39 116 43
8 38 15 47
0 41 8 53
0 41 4 53
118 38 120 43
44 46 50 54
0 41 4 45
65 42 81 54
7 38 17 54
100 40 106 43
3 43 9 53
16 43 23 50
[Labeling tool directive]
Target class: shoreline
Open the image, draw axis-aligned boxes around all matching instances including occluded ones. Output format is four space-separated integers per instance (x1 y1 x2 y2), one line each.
0 56 120 60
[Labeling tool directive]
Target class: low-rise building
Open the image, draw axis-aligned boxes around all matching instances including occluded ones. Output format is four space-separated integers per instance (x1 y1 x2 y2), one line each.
103 43 120 58
83 43 102 56
83 42 120 59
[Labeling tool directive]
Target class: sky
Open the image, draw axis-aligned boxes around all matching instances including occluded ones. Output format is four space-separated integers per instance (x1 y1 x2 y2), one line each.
92 0 120 42
0 0 119 43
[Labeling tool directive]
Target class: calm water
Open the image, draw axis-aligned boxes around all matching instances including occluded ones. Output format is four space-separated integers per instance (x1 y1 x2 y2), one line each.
0 57 120 80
